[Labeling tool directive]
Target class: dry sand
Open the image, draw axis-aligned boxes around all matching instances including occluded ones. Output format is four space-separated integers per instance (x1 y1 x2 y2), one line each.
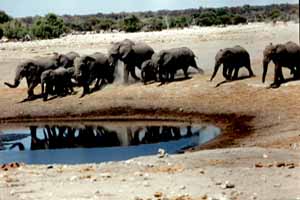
0 22 300 200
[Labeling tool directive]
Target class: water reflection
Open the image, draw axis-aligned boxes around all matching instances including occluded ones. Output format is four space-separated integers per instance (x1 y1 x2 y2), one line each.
0 124 220 164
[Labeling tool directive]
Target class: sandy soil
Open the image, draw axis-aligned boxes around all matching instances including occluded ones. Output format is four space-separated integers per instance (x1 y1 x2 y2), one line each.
0 22 300 199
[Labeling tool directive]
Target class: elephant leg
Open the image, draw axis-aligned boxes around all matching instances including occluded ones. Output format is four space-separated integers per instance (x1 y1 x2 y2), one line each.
223 65 231 80
129 66 140 81
246 64 255 77
123 64 130 83
92 78 104 92
27 81 39 100
183 67 189 78
271 64 282 88
169 72 175 82
232 67 239 80
81 84 90 98
43 84 51 101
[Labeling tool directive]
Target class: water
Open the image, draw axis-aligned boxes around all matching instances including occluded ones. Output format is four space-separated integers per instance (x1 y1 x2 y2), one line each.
0 122 220 164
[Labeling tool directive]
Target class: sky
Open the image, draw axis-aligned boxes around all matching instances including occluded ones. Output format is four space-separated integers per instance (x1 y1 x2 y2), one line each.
0 0 298 17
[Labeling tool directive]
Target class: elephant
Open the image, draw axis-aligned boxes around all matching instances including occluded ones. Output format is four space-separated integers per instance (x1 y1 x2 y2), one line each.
210 45 255 82
140 56 159 84
54 51 80 69
4 57 59 101
74 52 115 97
262 41 300 88
41 67 75 101
156 47 204 83
108 39 154 83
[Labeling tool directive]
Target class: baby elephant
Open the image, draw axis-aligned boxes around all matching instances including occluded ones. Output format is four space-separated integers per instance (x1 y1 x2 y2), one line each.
74 52 115 97
141 59 158 84
210 45 255 81
41 67 74 101
157 47 204 83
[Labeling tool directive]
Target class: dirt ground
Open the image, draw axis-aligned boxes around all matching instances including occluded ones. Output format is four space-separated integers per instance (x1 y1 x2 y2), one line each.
0 22 300 200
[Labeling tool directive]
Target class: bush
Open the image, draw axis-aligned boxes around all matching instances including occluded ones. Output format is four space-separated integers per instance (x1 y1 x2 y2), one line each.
94 19 115 32
0 11 11 24
232 15 247 25
31 13 65 39
270 9 281 20
2 19 29 39
0 27 3 39
121 15 142 32
219 15 232 25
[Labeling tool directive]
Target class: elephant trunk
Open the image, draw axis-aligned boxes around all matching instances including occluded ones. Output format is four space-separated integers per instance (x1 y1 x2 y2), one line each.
210 63 221 81
262 59 269 83
4 79 20 88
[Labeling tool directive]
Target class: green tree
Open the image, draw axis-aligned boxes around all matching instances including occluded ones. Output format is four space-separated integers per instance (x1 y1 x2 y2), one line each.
0 11 11 24
0 27 3 39
31 13 65 39
270 9 281 20
94 19 115 32
219 15 232 25
232 15 247 25
2 19 29 39
121 15 142 32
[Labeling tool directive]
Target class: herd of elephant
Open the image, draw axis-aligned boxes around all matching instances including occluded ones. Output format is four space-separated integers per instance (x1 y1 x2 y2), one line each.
4 39 300 102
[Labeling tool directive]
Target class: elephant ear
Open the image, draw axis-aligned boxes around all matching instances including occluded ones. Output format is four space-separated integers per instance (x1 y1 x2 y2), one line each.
24 62 37 74
119 44 133 60
83 56 95 66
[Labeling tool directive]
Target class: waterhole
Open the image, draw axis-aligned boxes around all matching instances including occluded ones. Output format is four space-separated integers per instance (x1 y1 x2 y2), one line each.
0 122 220 164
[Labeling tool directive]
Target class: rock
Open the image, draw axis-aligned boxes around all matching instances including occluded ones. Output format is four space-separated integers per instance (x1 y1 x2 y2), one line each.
47 165 54 169
221 181 235 189
274 183 281 188
287 163 295 169
215 181 222 185
158 148 168 158
69 176 78 181
179 185 186 190
262 154 268 158
134 171 143 176
154 191 163 198
143 181 150 187
276 162 286 168
134 196 143 200
255 163 263 168
198 168 205 174
99 173 112 178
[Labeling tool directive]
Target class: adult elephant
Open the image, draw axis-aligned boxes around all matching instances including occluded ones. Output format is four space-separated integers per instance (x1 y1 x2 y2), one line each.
157 47 204 83
74 52 115 97
108 39 154 83
54 51 80 69
4 57 59 101
262 41 300 88
210 45 255 81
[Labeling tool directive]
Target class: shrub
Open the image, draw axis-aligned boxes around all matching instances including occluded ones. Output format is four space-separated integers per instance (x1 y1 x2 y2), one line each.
121 15 142 32
144 18 164 31
2 19 29 39
219 15 232 25
31 13 65 39
270 9 281 20
94 19 115 32
0 27 3 39
232 15 247 25
0 11 11 24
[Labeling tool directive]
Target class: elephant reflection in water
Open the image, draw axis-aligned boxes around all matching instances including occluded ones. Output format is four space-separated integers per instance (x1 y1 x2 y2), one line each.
28 125 201 150
130 125 197 145
29 126 120 150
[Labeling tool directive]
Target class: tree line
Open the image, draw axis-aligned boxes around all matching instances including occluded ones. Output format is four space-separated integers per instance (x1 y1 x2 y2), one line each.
0 3 298 40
